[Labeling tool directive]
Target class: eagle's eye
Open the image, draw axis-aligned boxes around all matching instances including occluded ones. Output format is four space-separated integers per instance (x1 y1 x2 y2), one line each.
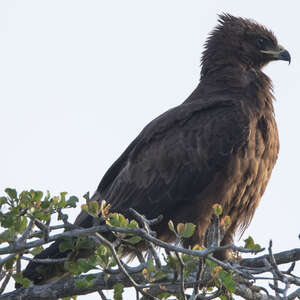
256 38 266 49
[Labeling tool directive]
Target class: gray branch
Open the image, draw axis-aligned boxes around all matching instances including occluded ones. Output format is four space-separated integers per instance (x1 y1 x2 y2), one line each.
1 211 300 300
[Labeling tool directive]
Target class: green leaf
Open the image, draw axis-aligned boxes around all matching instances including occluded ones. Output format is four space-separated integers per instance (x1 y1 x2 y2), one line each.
177 222 196 238
176 223 185 235
244 236 261 251
168 220 175 233
76 237 94 249
5 188 17 200
74 278 89 289
67 196 79 208
180 223 196 238
244 236 254 248
157 292 171 299
153 269 166 280
97 245 108 257
96 245 111 268
147 258 155 274
21 278 31 288
15 216 27 233
60 192 68 201
4 256 16 270
41 197 51 209
219 269 236 292
0 229 15 243
212 203 223 216
64 261 80 275
59 238 73 252
104 273 110 282
205 257 218 270
166 254 179 271
30 246 44 256
88 201 99 217
81 204 88 212
35 211 51 221
127 220 139 229
113 283 124 300
107 213 128 227
58 192 67 208
76 237 94 250
76 258 98 273
1 214 14 228
0 197 7 207
13 273 31 288
85 274 97 282
83 192 90 202
123 236 142 244
184 259 197 278
32 190 43 203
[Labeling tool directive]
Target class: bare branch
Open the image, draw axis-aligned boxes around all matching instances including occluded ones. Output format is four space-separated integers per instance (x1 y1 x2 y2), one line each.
174 252 187 300
97 289 108 300
1 208 300 300
130 209 162 269
240 248 300 268
287 287 300 300
21 256 68 264
0 271 12 295
92 232 157 300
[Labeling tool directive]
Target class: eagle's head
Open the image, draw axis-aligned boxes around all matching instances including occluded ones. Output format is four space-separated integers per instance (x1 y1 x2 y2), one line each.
201 14 291 76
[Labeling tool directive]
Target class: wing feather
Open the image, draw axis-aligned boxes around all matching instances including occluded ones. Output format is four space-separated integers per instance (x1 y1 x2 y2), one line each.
96 100 249 221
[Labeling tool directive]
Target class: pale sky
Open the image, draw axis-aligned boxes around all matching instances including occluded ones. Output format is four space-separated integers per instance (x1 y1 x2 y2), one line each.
0 1 299 299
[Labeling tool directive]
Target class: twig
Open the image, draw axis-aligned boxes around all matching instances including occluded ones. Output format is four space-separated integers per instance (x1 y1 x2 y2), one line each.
93 232 157 300
0 272 6 282
33 219 50 241
193 258 204 297
2 209 300 299
130 208 162 269
0 224 264 258
97 289 107 300
174 252 187 300
0 271 12 295
18 219 34 244
56 208 78 230
285 262 296 274
0 254 16 269
287 287 300 300
195 288 223 300
29 224 70 239
240 248 300 268
268 240 284 280
267 240 284 298
21 256 68 264
16 255 21 273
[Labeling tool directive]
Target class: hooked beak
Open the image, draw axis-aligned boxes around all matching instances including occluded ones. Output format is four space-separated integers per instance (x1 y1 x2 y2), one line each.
261 45 291 64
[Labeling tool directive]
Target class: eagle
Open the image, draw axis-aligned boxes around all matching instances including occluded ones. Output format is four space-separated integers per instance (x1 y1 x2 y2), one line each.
20 14 290 285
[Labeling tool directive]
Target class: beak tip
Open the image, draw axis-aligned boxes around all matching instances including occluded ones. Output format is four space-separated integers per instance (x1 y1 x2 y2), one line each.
279 49 291 64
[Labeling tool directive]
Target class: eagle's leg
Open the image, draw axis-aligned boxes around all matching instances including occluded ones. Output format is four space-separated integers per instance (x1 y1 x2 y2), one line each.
182 215 237 261
214 220 238 260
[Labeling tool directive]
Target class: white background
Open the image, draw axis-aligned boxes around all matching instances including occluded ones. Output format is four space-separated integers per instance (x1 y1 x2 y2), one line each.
0 1 299 299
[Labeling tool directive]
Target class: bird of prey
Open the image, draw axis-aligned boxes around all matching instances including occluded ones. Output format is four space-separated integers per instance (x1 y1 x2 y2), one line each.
21 14 290 285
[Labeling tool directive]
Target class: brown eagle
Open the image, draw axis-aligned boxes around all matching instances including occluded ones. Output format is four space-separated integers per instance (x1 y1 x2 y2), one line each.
21 14 290 285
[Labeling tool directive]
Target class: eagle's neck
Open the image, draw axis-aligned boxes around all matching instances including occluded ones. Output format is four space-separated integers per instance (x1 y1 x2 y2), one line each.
185 65 274 112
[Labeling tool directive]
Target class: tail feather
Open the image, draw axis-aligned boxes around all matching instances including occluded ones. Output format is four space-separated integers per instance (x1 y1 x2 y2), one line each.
17 239 69 287
18 207 117 287
17 214 96 287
